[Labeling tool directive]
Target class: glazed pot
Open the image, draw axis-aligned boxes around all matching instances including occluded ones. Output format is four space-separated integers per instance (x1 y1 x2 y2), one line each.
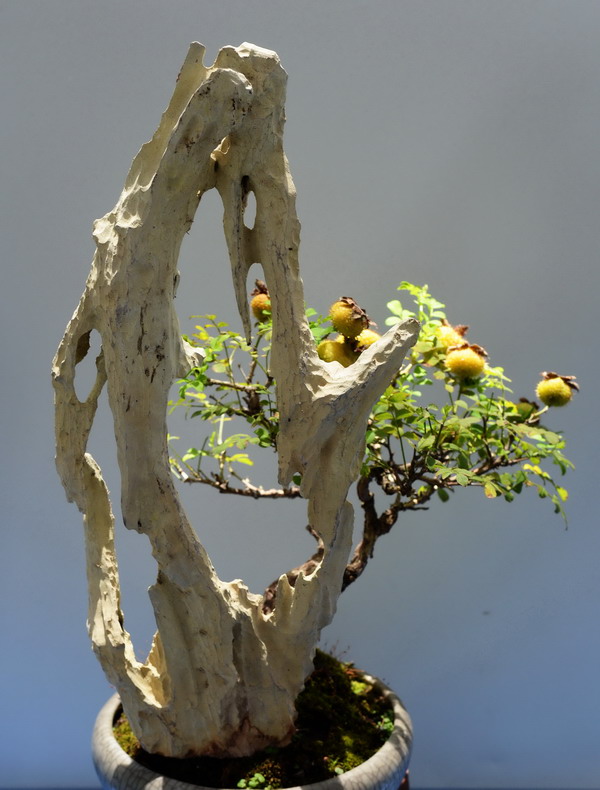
92 674 412 790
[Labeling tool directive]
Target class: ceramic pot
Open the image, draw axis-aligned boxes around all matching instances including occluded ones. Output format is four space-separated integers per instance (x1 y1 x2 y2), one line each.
92 674 412 790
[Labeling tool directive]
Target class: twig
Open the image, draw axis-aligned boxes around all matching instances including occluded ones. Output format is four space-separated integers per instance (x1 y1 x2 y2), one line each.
179 470 301 499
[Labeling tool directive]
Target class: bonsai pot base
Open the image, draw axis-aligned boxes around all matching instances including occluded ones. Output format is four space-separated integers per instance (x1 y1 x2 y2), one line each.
92 674 412 790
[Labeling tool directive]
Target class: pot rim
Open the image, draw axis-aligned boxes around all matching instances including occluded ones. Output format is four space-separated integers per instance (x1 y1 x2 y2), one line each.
92 673 412 790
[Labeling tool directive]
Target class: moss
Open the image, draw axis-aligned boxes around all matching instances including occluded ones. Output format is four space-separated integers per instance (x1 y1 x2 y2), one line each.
350 679 370 695
113 650 394 788
112 712 141 758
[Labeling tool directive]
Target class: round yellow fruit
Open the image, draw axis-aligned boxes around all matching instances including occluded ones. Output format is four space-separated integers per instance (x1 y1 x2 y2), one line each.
355 328 381 350
536 377 573 407
445 347 486 379
515 399 537 420
317 338 358 367
250 280 271 322
436 324 466 350
329 297 369 339
250 293 271 322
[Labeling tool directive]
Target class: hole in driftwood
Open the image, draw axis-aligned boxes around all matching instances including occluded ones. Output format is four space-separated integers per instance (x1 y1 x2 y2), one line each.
164 184 311 597
84 384 159 663
74 328 103 403
241 176 256 230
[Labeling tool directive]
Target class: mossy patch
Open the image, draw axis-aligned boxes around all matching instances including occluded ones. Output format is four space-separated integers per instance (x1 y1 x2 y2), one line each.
113 650 394 788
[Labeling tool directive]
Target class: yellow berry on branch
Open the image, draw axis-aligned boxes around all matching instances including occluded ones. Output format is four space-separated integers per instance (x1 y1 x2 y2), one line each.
355 328 381 351
436 319 469 351
329 296 370 339
250 280 271 322
445 343 487 379
536 372 579 407
516 398 539 421
317 336 359 367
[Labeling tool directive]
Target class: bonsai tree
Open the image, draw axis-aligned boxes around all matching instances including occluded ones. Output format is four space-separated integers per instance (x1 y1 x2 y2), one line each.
52 42 574 765
170 280 575 600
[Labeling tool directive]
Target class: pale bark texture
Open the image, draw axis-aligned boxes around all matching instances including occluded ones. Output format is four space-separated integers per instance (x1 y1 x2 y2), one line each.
53 42 419 758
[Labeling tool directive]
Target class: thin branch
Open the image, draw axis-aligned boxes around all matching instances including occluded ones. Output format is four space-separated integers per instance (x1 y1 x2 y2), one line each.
175 463 301 499
205 377 261 393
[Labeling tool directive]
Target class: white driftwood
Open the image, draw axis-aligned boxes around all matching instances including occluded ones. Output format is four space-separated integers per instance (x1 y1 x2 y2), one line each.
53 42 419 758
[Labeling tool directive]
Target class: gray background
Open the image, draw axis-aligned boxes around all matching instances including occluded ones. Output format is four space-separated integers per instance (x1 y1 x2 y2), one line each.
1 1 599 788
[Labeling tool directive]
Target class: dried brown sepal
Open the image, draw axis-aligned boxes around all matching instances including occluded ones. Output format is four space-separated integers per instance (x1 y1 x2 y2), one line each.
448 342 488 358
250 279 270 297
329 296 371 339
540 371 580 392
337 296 370 325
442 318 469 336
519 396 539 409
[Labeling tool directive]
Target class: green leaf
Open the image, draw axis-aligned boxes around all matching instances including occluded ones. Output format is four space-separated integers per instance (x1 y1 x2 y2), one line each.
386 299 404 316
228 454 254 466
413 341 433 353
484 482 498 499
416 434 436 451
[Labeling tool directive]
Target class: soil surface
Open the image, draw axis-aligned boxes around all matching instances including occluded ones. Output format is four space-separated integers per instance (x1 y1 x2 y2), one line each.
113 650 395 788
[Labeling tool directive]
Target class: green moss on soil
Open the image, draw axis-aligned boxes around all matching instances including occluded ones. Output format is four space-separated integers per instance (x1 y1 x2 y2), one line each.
113 650 394 788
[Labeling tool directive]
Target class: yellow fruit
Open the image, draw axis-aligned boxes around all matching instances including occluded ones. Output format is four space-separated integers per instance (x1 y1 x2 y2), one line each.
317 338 358 367
536 372 579 407
536 377 572 407
251 293 271 321
436 320 468 350
355 328 381 351
506 398 540 425
445 345 486 379
250 280 271 322
329 297 370 339
515 399 538 420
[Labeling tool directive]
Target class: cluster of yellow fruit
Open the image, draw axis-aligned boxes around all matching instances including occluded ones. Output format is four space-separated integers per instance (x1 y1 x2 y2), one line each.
317 297 381 367
436 319 578 407
250 282 579 407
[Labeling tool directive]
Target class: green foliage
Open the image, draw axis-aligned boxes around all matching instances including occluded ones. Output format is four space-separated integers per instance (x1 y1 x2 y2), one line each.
169 315 278 491
237 772 270 789
169 283 574 525
373 282 573 520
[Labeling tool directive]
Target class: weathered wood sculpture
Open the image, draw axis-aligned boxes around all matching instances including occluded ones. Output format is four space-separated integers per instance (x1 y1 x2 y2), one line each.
52 43 419 758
